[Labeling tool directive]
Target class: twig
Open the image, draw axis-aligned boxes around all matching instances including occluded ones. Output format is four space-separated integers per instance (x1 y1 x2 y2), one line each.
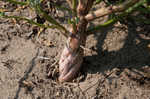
80 45 93 53
62 82 78 86
51 60 58 67
82 71 114 93
37 56 50 60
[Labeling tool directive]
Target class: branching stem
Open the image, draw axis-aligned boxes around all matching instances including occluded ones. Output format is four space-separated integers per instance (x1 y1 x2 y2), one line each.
85 0 140 21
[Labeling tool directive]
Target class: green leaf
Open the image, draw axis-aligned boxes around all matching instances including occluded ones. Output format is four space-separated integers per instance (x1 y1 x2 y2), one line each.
95 0 103 5
87 18 117 33
6 0 28 5
0 12 5 17
72 0 77 16
75 17 79 24
68 18 74 24
27 0 69 35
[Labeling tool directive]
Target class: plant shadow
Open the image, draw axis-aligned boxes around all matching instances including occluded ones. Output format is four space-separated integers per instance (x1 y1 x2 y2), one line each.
81 18 150 80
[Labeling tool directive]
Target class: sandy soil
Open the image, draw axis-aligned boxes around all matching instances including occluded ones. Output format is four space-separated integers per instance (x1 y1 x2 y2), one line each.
0 1 150 99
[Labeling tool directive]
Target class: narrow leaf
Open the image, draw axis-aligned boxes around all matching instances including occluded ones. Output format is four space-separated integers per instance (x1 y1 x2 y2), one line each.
6 0 28 5
0 13 57 29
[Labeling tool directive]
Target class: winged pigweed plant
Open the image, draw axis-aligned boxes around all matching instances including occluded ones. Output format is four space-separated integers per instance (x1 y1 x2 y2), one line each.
0 0 150 82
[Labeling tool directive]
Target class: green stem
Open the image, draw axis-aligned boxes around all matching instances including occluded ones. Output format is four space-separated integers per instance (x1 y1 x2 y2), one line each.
87 18 117 33
6 0 28 5
71 0 78 33
2 0 69 37
1 14 57 29
87 0 147 33
72 0 77 16
36 5 69 36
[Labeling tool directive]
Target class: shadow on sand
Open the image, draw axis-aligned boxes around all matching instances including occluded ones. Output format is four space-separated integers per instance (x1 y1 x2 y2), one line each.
81 18 150 81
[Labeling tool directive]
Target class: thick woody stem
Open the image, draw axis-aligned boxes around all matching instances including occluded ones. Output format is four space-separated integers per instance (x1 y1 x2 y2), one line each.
77 0 95 16
85 0 140 21
59 0 96 82
68 0 95 47
69 0 95 47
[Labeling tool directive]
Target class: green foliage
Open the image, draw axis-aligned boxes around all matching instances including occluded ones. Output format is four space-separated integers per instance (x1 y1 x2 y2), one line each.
1 0 150 36
88 0 150 32
0 12 5 17
0 12 57 29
